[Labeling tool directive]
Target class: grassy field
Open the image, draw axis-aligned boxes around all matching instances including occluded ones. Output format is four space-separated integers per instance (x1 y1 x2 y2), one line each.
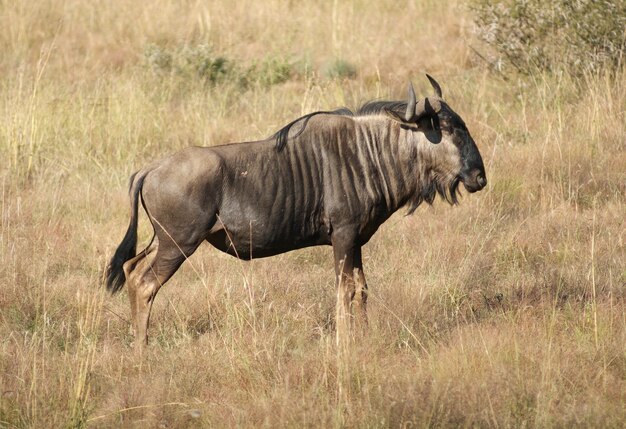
1 0 625 427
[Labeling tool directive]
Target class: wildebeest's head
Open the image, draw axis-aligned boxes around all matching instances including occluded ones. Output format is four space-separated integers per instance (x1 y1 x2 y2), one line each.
385 75 487 201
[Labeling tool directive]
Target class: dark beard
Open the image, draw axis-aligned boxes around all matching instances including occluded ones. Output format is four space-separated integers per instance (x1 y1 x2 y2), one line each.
406 175 460 215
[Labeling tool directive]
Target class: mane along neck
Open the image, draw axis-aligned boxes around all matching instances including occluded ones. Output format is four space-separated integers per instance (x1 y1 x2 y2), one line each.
354 117 461 214
272 100 409 152
349 117 420 213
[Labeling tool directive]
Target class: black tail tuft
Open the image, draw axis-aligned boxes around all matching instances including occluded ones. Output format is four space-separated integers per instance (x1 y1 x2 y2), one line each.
105 221 137 294
105 172 145 294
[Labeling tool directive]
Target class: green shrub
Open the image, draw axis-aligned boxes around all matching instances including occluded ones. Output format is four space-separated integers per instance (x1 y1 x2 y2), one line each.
143 44 298 88
246 57 293 87
324 58 357 79
179 44 233 83
143 44 173 74
471 0 626 75
143 44 233 84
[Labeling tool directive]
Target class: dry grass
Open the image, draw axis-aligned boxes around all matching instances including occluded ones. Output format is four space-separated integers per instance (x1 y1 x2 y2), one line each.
1 0 625 427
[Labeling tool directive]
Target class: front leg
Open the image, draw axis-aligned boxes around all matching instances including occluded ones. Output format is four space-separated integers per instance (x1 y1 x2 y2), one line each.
332 228 359 345
353 247 368 327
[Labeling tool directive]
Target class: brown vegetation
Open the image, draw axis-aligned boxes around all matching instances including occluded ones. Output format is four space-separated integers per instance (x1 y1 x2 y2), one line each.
0 0 624 427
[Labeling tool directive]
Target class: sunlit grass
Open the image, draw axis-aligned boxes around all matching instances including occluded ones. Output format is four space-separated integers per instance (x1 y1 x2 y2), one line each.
0 0 625 427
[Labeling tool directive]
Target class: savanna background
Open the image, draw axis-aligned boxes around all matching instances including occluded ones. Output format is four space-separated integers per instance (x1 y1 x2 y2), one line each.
0 0 625 427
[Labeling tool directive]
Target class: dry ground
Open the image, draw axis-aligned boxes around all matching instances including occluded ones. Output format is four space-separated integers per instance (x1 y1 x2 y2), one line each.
0 0 625 427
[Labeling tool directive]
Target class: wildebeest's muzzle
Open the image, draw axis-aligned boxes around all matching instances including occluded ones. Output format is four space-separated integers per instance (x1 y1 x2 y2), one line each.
460 134 487 193
462 168 487 193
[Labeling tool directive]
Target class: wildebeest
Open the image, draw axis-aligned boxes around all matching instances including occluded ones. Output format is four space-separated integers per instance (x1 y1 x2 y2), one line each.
105 75 487 348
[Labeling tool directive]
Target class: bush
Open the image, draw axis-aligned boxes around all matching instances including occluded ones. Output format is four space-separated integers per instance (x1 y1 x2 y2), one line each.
143 44 296 88
144 44 233 84
324 58 357 80
471 0 626 75
179 44 233 84
246 57 293 87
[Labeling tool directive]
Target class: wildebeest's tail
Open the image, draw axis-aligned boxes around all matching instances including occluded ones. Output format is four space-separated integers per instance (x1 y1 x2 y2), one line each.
105 170 148 294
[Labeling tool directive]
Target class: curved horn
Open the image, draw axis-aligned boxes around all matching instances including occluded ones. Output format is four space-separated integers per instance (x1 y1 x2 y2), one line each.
426 74 443 98
405 82 416 121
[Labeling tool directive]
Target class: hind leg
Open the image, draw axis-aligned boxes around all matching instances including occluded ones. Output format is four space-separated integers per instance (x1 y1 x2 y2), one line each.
125 235 201 350
123 243 157 336
123 245 158 338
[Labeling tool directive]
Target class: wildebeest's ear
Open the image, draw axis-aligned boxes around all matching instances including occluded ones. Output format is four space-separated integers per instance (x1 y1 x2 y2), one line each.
384 108 420 130
418 115 443 143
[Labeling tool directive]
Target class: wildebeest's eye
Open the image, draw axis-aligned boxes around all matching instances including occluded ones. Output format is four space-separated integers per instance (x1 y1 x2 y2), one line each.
438 120 455 135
